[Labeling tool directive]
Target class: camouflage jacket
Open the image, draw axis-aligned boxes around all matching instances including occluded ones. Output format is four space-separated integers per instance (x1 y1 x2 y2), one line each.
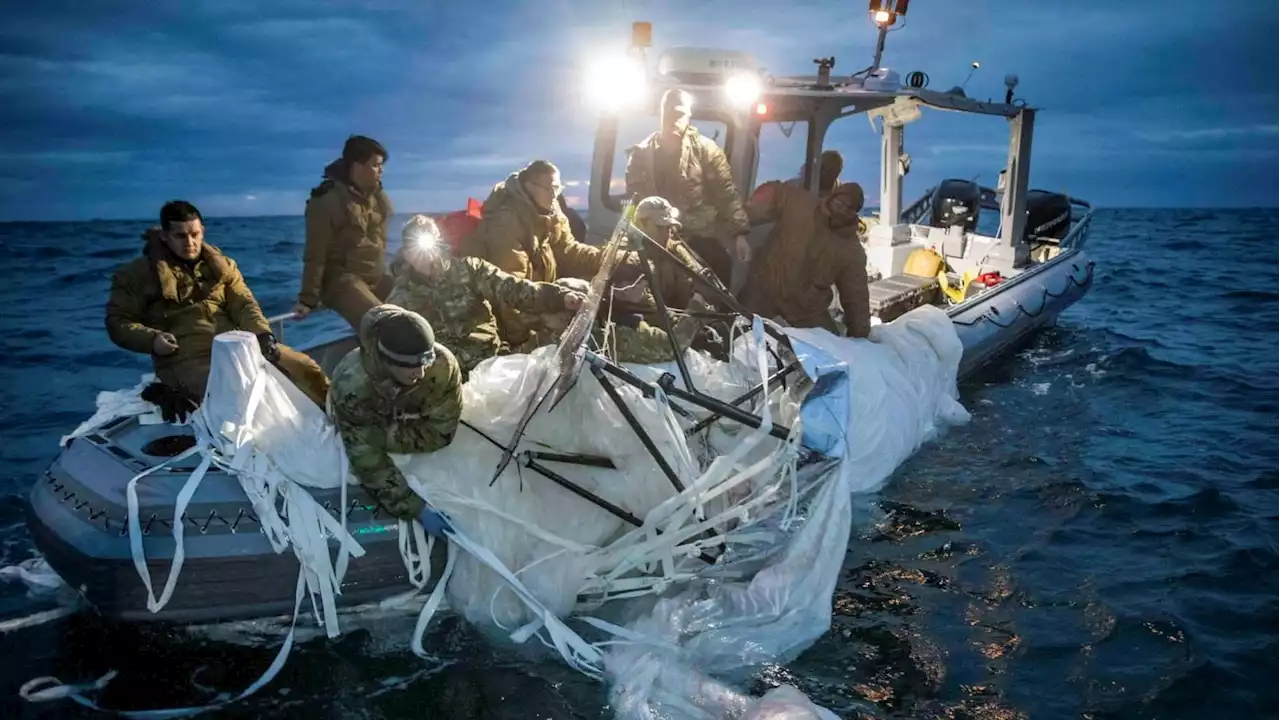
624 126 750 241
328 305 463 520
299 160 394 308
461 172 608 347
745 181 870 338
106 235 271 374
387 253 569 377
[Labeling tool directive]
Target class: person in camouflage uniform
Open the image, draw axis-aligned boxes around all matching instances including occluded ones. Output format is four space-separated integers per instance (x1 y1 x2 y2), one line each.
387 215 585 379
624 89 752 288
328 305 462 524
105 201 330 416
551 266 711 365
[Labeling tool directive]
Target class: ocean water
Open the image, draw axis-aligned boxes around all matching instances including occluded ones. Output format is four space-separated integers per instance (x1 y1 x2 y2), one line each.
0 208 1275 718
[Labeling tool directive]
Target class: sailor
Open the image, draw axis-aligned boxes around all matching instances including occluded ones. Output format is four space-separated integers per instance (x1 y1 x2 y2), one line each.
387 214 586 379
553 264 712 365
105 201 330 421
628 196 715 314
785 150 845 197
623 89 751 289
462 159 618 352
292 135 395 330
742 181 872 338
557 194 588 244
328 305 462 532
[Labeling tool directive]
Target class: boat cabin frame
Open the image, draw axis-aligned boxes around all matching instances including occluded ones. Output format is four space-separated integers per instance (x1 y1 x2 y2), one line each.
585 48 1092 284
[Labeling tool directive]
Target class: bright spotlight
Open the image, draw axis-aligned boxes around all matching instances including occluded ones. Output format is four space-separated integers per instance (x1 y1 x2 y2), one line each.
585 54 647 112
409 229 438 252
723 72 762 108
873 10 891 23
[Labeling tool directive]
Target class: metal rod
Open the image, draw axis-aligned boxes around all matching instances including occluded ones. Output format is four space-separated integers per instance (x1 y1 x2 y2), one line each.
461 419 507 451
686 363 798 436
526 459 717 566
634 238 695 393
524 458 643 526
657 373 793 441
590 353 794 442
628 224 794 349
525 450 616 470
871 24 888 70
590 364 686 493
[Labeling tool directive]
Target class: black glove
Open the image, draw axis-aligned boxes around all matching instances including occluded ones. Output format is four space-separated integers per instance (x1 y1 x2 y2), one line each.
140 382 200 424
692 323 731 361
257 332 281 364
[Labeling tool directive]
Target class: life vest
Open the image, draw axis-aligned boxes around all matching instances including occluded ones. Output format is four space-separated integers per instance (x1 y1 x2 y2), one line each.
438 198 483 254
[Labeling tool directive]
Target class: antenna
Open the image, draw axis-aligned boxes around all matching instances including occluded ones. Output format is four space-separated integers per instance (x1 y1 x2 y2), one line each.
1003 73 1019 104
813 57 836 89
961 61 980 92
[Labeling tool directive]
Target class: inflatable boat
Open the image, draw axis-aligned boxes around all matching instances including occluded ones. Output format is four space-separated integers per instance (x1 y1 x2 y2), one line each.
19 16 1096 719
25 32 1097 630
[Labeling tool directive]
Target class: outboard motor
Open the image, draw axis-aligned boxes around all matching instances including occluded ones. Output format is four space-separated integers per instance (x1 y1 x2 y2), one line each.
1023 190 1072 242
929 179 982 232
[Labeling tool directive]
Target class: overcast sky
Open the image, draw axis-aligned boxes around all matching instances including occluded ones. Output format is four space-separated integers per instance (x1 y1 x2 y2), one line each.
0 0 1275 221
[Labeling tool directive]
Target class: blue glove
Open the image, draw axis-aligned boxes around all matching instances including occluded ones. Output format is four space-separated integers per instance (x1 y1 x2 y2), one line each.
417 506 453 539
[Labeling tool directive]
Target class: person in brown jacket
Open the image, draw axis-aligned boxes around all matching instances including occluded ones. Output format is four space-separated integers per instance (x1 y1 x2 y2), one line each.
787 150 845 197
106 201 330 418
624 89 751 289
742 181 871 338
291 135 394 330
462 159 612 351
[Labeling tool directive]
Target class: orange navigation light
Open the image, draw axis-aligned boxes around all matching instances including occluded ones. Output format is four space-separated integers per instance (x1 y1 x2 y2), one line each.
631 21 652 49
867 0 910 27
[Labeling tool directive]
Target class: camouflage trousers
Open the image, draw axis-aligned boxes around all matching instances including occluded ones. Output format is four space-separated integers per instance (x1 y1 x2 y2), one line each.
600 322 677 364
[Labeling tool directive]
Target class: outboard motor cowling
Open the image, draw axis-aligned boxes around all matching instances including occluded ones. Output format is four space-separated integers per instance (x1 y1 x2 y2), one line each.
929 179 982 232
1024 190 1071 242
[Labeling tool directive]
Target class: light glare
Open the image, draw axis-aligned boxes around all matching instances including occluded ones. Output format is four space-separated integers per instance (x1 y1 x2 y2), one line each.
724 73 762 108
585 55 647 112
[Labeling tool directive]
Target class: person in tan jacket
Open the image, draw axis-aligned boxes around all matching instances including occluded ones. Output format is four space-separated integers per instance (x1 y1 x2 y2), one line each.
462 159 612 351
106 201 330 418
624 89 751 289
292 135 394 330
742 181 871 338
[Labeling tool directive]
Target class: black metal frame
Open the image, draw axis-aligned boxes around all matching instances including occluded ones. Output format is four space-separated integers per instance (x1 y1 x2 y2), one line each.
469 218 829 570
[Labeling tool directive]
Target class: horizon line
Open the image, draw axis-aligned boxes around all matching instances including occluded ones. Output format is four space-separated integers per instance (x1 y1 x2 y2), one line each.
2 204 1278 225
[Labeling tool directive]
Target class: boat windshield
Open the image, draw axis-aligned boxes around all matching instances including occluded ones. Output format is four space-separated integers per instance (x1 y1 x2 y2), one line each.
750 119 811 192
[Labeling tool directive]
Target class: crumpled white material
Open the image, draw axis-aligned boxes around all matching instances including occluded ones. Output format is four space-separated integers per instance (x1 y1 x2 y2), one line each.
387 305 968 717
28 305 970 719
60 373 169 446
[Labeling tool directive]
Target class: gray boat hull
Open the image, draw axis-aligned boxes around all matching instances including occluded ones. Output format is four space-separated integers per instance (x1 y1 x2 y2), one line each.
27 413 443 625
951 250 1094 378
26 252 1091 626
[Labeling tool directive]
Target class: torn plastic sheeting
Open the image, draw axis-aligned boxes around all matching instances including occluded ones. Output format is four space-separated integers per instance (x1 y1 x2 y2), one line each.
787 335 852 458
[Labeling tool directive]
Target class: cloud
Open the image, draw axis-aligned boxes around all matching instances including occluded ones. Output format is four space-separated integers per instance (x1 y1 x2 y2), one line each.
0 0 1275 220
1135 125 1279 143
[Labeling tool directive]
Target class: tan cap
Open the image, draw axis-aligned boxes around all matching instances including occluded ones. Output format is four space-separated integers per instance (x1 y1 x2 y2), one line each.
634 196 682 229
